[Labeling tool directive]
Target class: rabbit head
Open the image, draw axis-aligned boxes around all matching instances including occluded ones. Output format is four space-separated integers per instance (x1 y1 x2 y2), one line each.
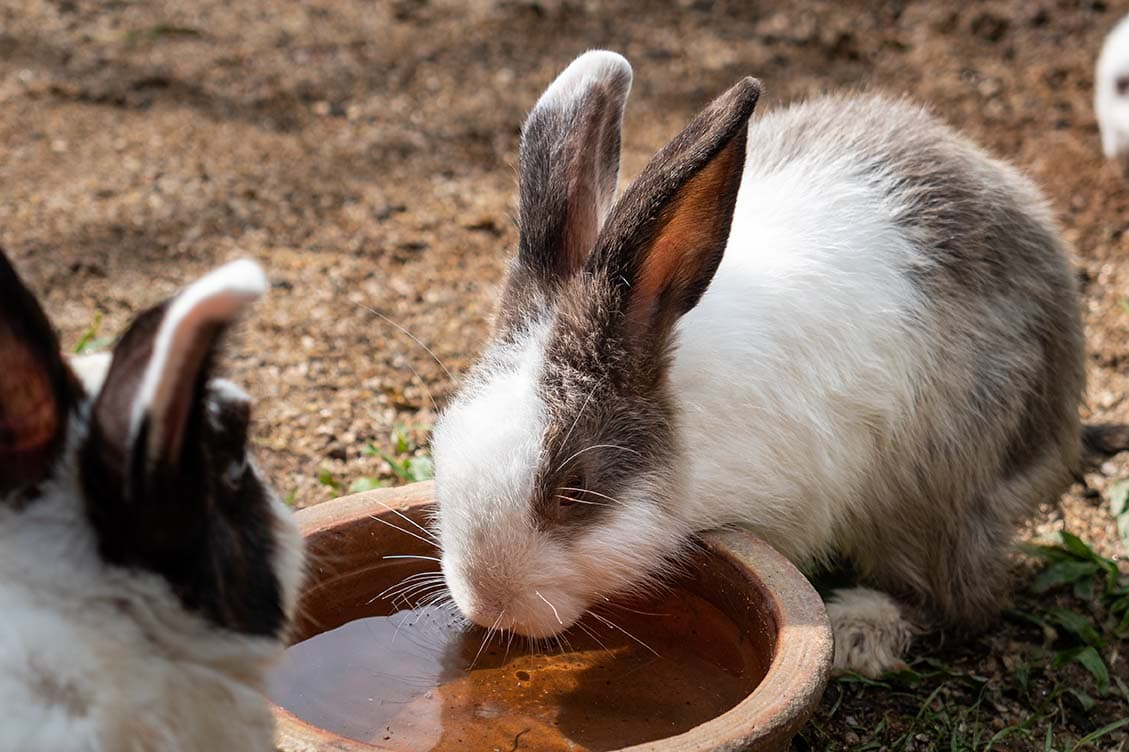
0 252 303 749
431 51 759 639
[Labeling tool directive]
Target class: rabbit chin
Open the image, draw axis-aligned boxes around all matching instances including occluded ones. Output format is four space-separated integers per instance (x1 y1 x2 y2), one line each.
506 588 588 639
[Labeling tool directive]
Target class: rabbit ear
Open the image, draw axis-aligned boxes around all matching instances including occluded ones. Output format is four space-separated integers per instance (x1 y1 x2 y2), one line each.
516 50 633 286
85 260 267 507
0 250 79 495
590 77 759 344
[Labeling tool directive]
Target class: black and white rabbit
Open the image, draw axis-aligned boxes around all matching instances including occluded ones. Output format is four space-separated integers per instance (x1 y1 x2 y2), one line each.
430 51 1084 676
0 252 304 750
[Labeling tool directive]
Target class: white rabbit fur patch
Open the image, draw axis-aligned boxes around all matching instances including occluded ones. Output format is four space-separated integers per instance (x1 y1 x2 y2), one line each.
1096 15 1129 161
672 129 929 565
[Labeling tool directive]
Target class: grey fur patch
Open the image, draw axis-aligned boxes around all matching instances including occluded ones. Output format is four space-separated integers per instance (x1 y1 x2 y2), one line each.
27 661 88 718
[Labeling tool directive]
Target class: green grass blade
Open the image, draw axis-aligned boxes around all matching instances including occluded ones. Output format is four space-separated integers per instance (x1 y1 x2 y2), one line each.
1069 716 1129 751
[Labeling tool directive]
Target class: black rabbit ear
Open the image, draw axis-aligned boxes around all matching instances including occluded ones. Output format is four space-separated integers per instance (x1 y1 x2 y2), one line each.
81 260 289 637
84 260 267 511
590 77 759 345
516 50 633 288
0 250 79 495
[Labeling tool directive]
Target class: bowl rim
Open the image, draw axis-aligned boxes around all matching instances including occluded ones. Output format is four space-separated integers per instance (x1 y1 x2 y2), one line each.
272 482 832 752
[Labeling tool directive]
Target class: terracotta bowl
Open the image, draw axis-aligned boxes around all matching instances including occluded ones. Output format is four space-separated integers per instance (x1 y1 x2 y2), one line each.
271 482 832 752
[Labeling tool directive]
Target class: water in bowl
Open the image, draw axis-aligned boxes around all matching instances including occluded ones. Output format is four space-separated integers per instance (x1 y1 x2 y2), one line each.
269 585 768 751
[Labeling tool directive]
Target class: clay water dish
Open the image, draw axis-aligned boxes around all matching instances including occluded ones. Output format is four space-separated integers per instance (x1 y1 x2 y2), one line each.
269 482 832 752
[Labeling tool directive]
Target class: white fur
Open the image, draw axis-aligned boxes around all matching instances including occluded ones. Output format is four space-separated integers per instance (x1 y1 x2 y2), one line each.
433 320 558 631
1096 14 1129 160
69 352 112 394
671 140 929 566
0 415 302 752
132 259 267 464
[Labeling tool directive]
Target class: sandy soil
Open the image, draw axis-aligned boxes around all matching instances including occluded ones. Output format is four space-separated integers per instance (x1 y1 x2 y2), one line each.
2 0 1128 747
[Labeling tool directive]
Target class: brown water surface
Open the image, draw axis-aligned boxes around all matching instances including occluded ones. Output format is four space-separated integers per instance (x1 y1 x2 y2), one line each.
268 585 768 751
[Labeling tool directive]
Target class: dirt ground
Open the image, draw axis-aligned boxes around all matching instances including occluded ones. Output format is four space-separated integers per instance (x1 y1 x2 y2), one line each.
2 0 1128 749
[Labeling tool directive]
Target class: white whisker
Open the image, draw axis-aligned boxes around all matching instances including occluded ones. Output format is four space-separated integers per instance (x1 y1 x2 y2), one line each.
356 303 455 383
555 494 608 507
368 498 439 541
372 579 444 605
377 571 444 598
388 582 447 607
559 487 624 506
555 443 643 473
369 514 439 548
372 357 439 415
590 611 660 657
469 610 506 670
391 607 417 645
559 382 599 450
535 591 564 625
576 618 612 653
603 602 670 617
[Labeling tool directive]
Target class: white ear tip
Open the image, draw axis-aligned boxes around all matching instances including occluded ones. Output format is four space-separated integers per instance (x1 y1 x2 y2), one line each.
203 258 268 300
572 49 631 77
163 258 268 334
537 49 633 111
128 259 268 458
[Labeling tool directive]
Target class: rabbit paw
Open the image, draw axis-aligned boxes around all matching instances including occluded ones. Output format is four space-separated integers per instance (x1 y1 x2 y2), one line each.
826 587 915 678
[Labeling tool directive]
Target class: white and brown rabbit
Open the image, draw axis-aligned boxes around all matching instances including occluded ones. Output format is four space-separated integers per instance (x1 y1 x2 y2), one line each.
0 252 304 751
430 51 1085 677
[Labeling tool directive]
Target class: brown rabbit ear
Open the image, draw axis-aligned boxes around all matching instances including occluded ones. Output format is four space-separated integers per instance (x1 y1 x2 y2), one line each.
516 50 633 287
589 77 760 344
0 250 79 495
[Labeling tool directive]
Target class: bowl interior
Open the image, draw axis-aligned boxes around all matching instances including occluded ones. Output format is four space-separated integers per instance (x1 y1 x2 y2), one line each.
269 498 784 751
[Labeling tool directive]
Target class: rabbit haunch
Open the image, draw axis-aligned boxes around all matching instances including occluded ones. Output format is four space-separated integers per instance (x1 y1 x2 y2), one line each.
0 254 304 752
431 50 1082 677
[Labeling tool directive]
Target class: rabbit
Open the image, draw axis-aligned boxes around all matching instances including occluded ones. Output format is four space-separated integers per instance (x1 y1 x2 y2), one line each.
0 251 305 751
1097 14 1129 168
429 50 1085 678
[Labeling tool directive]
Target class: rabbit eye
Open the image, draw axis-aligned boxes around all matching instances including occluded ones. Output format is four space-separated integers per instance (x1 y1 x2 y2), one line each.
1117 76 1129 96
556 471 586 509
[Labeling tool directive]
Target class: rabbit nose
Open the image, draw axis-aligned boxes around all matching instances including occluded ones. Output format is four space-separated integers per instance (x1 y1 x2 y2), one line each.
445 568 511 628
462 598 509 630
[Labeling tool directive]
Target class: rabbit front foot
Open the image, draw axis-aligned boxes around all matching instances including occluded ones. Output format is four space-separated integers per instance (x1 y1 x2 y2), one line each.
826 587 915 678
